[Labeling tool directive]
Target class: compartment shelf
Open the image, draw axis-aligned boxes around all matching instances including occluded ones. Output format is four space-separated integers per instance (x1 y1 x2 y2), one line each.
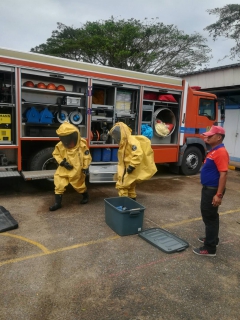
91 116 113 122
21 87 84 96
143 99 178 105
0 103 15 108
22 101 85 108
115 112 135 118
22 123 85 127
142 121 152 124
92 104 114 110
90 141 107 145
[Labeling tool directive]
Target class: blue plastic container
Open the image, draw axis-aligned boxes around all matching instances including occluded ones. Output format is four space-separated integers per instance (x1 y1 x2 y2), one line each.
92 148 102 162
111 148 118 162
102 148 111 162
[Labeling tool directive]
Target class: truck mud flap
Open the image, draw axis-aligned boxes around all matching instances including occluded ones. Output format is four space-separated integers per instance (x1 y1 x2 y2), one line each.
138 228 189 253
21 170 55 180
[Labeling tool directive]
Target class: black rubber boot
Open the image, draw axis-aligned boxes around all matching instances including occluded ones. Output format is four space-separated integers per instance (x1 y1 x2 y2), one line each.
80 192 89 204
49 194 62 211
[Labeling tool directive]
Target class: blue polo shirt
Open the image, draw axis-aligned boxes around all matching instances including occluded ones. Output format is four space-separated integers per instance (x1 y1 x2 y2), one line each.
201 144 229 187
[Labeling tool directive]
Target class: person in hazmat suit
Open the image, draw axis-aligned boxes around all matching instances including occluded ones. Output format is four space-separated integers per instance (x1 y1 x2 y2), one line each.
109 122 157 200
49 121 92 211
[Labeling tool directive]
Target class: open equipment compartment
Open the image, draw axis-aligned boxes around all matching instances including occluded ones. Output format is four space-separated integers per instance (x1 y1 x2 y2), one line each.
142 89 182 145
90 81 140 146
0 66 16 145
21 69 88 138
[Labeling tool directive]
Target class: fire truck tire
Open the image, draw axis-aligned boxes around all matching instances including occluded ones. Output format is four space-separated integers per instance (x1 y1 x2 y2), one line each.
180 146 202 176
28 147 57 189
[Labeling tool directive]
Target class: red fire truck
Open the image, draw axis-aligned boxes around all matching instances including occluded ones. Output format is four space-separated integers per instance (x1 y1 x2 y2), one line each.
0 47 223 185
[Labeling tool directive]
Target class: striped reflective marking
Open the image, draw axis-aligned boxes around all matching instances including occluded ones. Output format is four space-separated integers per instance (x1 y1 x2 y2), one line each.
180 127 195 134
179 127 207 134
199 128 207 134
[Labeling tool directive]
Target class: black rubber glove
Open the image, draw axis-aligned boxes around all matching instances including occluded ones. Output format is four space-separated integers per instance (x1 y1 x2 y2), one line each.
127 165 135 174
64 161 73 170
59 158 66 166
82 168 88 175
60 158 73 170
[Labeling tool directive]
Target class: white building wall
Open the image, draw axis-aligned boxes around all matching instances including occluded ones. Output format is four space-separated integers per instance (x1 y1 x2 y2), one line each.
224 109 240 161
183 66 240 89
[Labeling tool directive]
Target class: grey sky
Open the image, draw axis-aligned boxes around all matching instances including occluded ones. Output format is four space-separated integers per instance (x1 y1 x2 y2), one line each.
1 0 239 69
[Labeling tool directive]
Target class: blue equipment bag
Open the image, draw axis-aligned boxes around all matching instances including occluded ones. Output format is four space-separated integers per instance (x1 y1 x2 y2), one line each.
39 108 54 124
25 107 40 123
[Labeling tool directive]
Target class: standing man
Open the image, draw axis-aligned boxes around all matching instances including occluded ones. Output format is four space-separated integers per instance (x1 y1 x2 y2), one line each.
193 125 229 256
49 121 92 211
109 122 157 200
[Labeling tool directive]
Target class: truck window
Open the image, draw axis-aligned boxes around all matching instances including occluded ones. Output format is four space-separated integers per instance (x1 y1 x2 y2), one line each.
198 99 215 120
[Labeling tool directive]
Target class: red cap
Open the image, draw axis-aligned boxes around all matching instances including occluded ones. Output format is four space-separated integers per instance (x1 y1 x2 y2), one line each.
202 125 225 136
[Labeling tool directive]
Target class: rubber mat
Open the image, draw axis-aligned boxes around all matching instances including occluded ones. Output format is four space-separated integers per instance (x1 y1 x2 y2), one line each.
138 228 189 253
0 206 18 232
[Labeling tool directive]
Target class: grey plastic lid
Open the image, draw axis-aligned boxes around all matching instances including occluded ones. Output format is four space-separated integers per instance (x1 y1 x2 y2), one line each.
138 228 189 253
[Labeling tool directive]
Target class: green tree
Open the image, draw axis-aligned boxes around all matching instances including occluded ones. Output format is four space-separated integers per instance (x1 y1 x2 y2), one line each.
205 4 240 60
31 17 211 75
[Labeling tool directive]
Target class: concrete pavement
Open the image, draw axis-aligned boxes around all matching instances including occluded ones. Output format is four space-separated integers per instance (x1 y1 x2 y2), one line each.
0 168 240 320
229 160 240 171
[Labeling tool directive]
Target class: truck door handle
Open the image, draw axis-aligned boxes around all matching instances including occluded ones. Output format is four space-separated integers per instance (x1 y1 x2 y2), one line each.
182 113 185 124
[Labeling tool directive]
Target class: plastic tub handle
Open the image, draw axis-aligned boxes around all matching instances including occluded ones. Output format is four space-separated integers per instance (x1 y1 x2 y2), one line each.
129 208 141 216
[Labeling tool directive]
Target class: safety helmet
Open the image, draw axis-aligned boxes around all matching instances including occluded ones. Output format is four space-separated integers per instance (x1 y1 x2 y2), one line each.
110 125 121 144
36 82 47 89
47 83 57 90
59 131 78 149
24 81 34 88
57 85 66 91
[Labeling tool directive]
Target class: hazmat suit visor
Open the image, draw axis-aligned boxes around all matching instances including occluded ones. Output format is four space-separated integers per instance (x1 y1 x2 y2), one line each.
59 132 78 149
110 126 121 144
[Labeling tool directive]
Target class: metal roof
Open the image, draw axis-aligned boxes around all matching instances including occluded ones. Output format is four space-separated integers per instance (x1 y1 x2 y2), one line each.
181 62 240 76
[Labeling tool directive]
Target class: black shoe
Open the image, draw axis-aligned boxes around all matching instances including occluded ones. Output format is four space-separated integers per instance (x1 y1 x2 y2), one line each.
80 192 89 204
193 246 216 257
198 236 219 247
49 194 62 211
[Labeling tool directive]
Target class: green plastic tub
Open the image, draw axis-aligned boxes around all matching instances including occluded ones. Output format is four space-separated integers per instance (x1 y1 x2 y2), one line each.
104 197 145 236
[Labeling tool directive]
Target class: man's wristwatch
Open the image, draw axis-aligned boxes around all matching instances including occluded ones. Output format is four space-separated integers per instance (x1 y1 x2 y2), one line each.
216 193 223 199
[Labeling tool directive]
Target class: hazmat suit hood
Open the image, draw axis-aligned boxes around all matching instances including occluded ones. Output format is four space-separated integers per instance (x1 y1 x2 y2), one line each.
56 122 80 149
109 122 132 146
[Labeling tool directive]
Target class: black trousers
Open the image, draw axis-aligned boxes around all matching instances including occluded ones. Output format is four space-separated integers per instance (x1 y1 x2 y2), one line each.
200 187 220 253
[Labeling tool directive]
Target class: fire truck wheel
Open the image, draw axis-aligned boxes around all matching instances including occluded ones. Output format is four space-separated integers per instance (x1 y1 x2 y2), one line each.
180 146 203 176
28 147 58 189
